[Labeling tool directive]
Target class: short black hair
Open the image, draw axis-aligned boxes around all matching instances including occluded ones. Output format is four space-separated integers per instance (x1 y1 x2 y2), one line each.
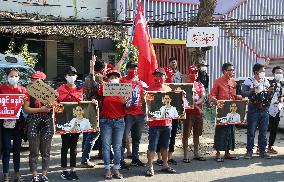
169 57 176 62
5 68 19 76
222 62 233 73
94 60 105 72
272 66 282 74
126 61 137 70
253 63 264 74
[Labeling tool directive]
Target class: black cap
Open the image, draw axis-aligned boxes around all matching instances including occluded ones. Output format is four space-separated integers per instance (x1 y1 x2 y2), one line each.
126 61 138 70
65 66 77 74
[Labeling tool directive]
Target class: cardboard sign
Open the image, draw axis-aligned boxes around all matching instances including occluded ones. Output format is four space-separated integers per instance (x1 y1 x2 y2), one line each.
145 91 186 122
27 80 59 103
103 83 132 97
186 27 219 47
166 83 194 109
0 94 25 119
216 100 248 125
54 101 99 134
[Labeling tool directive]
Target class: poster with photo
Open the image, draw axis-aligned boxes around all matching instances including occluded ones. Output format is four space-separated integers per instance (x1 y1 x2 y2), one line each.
145 91 186 121
216 100 248 125
54 101 99 134
166 83 194 109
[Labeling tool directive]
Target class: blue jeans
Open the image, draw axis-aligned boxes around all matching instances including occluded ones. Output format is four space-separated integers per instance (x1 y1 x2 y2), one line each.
148 126 172 152
100 118 125 170
246 104 269 154
81 132 100 164
121 114 145 161
2 127 22 173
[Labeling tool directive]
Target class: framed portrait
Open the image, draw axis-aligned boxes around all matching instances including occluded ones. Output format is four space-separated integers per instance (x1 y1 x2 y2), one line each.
54 101 99 134
216 100 248 125
145 91 186 121
166 83 194 109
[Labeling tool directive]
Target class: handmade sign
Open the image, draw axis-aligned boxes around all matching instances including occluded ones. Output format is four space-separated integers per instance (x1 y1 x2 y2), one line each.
216 100 248 125
0 94 25 119
103 83 132 97
166 83 194 109
27 80 59 104
54 101 99 134
186 27 219 47
145 91 186 121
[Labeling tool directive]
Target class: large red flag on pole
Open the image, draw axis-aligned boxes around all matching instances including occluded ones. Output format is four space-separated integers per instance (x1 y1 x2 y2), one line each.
131 0 157 85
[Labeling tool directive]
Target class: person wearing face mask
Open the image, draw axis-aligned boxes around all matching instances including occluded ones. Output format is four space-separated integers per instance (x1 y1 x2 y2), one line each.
56 66 83 181
0 68 28 182
169 57 182 83
196 60 209 92
210 63 243 162
23 71 54 182
266 66 283 154
119 61 146 169
182 65 206 163
242 63 273 159
98 67 126 179
145 68 176 177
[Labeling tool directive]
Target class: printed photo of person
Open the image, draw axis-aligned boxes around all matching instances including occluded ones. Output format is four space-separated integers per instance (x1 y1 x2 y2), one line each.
159 94 179 119
225 103 241 123
66 106 91 132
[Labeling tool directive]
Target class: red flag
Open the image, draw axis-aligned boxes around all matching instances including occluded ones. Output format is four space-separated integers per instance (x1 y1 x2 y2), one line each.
132 0 157 85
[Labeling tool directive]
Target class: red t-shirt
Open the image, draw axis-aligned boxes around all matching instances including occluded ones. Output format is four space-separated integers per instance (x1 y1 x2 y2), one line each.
147 83 172 126
56 84 83 102
186 81 204 115
120 77 144 115
98 84 125 119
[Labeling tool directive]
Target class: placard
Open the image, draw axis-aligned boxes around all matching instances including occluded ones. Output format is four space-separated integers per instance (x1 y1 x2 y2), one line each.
186 27 219 47
216 100 247 125
54 101 99 134
103 83 132 97
0 94 25 119
166 83 194 109
145 91 186 121
27 80 59 104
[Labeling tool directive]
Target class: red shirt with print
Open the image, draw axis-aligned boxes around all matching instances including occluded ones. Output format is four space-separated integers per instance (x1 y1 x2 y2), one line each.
147 83 172 126
56 84 83 102
186 81 204 115
0 83 29 100
98 84 125 119
120 77 144 115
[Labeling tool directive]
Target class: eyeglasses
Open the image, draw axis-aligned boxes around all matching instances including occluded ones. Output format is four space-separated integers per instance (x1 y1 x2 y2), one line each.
226 69 235 72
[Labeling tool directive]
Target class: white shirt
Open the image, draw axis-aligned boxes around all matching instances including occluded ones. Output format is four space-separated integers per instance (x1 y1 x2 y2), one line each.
159 106 179 119
225 112 241 123
67 118 91 132
269 82 283 117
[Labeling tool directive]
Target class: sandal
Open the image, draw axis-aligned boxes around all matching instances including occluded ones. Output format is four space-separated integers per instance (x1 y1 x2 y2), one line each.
161 167 176 174
168 159 177 165
224 155 239 160
193 156 206 161
104 170 112 180
146 168 155 177
215 157 224 162
113 173 123 179
183 159 191 163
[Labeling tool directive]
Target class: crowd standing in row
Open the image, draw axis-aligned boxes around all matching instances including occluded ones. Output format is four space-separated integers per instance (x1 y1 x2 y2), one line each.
0 53 283 181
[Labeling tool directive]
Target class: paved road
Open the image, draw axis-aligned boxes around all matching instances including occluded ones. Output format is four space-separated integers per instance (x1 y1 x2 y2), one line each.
1 121 284 182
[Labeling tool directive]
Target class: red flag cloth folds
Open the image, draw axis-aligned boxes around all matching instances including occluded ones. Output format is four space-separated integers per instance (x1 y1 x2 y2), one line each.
132 0 157 85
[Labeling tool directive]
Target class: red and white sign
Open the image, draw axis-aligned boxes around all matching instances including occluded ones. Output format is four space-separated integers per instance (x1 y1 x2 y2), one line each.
186 27 219 47
0 94 25 119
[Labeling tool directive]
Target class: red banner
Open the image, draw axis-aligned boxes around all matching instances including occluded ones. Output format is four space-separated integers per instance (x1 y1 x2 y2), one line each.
0 94 25 119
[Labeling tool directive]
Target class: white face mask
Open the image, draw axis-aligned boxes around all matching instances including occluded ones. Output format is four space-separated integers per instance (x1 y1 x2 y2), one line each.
66 75 77 84
200 66 207 72
258 72 265 79
7 77 19 85
275 74 283 81
110 78 120 84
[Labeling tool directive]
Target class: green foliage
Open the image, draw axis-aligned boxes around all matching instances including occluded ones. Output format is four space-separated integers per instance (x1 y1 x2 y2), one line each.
4 40 38 68
115 36 138 73
203 102 216 122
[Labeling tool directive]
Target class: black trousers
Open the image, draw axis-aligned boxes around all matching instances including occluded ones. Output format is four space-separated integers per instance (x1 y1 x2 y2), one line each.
156 119 179 153
268 113 280 148
61 133 80 168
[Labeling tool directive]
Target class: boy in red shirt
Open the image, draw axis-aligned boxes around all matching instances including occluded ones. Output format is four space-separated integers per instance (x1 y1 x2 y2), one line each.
146 68 176 176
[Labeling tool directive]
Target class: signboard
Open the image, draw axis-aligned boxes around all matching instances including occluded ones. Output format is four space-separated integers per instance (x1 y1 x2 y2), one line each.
27 80 59 104
145 91 186 121
186 27 219 47
216 100 247 125
166 83 194 109
0 94 25 119
103 83 132 97
54 101 99 134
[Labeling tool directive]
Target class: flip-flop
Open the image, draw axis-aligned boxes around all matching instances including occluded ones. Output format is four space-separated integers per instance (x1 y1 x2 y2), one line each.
113 173 124 179
161 167 176 174
146 168 155 177
183 159 191 163
224 156 239 160
215 157 224 162
104 174 112 180
193 156 206 161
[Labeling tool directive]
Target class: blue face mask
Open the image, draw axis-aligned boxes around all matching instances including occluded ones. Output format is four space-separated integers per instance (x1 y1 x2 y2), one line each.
7 77 19 85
